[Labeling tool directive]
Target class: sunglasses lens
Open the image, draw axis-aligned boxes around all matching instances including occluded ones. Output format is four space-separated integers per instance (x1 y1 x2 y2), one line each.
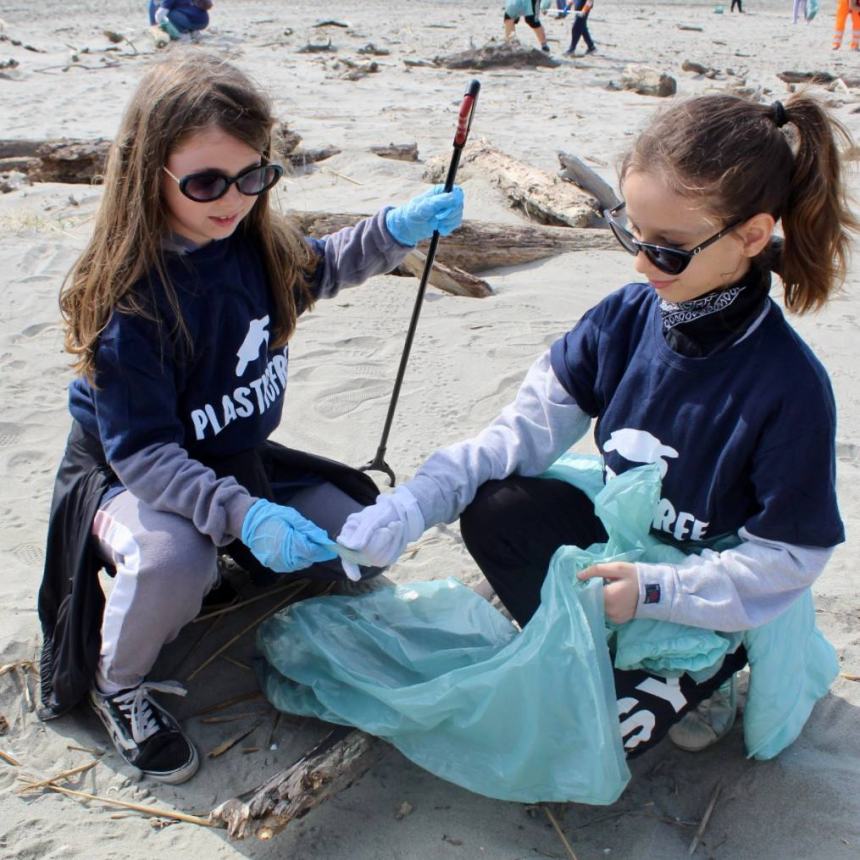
236 164 280 196
183 173 228 202
646 247 688 276
607 217 639 256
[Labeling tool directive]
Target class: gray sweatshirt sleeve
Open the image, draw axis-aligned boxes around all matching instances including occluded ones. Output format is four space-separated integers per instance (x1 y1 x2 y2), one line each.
634 527 835 631
405 350 592 527
111 443 256 547
313 207 412 299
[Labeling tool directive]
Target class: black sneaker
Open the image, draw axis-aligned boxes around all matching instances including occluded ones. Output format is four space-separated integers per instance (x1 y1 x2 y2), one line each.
585 45 597 54
90 682 199 784
541 43 551 53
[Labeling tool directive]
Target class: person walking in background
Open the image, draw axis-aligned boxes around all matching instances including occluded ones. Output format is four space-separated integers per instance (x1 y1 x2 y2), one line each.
504 0 552 53
832 0 860 49
730 0 743 12
149 0 212 42
564 0 596 56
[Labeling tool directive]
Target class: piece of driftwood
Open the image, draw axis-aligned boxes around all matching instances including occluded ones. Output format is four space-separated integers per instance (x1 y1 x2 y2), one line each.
298 39 336 53
0 136 339 184
293 211 615 275
436 40 559 70
620 65 677 97
556 151 620 214
424 139 599 227
398 250 492 297
369 142 419 162
210 725 380 840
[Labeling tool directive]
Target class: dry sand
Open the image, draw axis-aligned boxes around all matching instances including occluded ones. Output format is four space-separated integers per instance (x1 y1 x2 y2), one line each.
1 0 859 857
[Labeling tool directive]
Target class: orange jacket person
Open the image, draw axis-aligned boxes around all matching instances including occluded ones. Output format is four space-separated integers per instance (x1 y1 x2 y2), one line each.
833 0 860 49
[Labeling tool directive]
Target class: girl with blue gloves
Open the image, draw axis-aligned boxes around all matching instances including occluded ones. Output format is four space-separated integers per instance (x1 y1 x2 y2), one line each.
338 94 857 758
36 54 463 784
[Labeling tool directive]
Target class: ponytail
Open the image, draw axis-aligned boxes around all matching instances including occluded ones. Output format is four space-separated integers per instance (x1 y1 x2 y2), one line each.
779 94 859 313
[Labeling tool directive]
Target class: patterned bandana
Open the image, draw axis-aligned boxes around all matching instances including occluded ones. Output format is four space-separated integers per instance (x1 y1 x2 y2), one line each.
659 266 771 358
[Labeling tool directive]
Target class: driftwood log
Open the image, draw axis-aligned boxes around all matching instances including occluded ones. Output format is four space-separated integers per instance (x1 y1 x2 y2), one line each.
423 139 599 228
436 40 560 70
369 142 419 162
210 725 380 840
0 135 340 184
556 151 620 215
294 212 617 270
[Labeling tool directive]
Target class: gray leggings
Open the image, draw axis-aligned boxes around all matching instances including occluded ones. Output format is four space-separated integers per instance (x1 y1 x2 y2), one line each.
91 482 362 693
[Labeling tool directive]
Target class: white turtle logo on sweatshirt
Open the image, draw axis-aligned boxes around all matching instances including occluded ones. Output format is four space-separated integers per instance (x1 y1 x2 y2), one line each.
235 315 270 377
603 428 709 541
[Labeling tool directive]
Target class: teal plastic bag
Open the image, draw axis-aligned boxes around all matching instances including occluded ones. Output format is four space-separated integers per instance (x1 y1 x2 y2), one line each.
259 566 629 804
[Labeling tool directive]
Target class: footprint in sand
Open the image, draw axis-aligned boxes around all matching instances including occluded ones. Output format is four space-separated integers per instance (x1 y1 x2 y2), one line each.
315 379 391 419
0 424 23 448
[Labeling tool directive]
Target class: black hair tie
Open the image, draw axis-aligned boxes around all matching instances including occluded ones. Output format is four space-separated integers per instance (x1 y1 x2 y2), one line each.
770 100 789 128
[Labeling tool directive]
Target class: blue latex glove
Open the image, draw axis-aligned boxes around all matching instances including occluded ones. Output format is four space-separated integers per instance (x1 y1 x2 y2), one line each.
384 185 465 247
241 499 337 573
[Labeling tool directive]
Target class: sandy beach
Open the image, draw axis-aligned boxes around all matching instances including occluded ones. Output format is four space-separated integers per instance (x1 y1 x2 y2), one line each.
1 0 859 857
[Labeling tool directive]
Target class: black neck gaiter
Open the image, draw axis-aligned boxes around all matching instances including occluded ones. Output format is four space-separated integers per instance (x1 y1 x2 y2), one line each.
659 265 771 358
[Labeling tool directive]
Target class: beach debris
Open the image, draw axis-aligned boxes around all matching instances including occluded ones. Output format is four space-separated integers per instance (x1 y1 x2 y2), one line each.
687 781 722 856
0 57 18 69
16 759 98 793
29 139 110 184
66 744 104 756
398 249 493 297
207 721 262 759
20 781 216 827
442 834 464 846
0 169 30 192
424 139 599 227
321 166 362 185
287 145 342 169
0 714 8 735
313 19 350 28
298 38 336 54
1 748 20 766
210 725 380 839
777 69 835 85
682 59 722 78
102 30 124 44
620 65 677 97
187 582 308 681
677 24 704 31
543 805 579 860
334 58 379 81
840 672 860 681
395 800 414 820
557 151 620 214
370 142 419 162
293 211 616 280
357 43 390 56
436 40 559 70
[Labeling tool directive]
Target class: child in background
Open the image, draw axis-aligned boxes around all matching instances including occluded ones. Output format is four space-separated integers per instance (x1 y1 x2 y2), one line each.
338 93 857 758
37 53 463 784
564 0 596 55
504 0 552 52
149 0 212 41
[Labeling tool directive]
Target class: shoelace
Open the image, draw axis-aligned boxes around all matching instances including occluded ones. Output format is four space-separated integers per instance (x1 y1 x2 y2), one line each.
113 681 188 748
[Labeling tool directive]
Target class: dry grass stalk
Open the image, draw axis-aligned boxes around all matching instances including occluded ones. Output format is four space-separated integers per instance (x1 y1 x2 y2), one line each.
200 712 262 725
66 744 104 756
17 760 98 793
839 672 860 682
321 166 363 185
0 660 39 677
192 581 299 624
187 582 309 682
543 805 579 860
688 781 722 856
1 749 21 766
23 782 217 827
190 690 265 719
207 721 262 759
220 655 251 672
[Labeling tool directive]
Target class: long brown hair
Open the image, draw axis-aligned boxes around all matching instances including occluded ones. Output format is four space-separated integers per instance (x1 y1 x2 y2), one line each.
620 93 859 313
61 53 315 381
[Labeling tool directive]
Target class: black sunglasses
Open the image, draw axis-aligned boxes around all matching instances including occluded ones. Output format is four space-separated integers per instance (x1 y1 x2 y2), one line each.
163 161 284 203
604 203 743 276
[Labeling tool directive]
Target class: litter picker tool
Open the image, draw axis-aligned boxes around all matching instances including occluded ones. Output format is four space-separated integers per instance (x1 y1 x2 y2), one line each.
360 79 480 486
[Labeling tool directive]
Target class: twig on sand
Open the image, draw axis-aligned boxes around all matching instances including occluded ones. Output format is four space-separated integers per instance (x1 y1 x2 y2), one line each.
18 782 217 827
322 166 363 186
17 760 98 793
1 749 20 766
186 582 309 682
840 672 860 682
190 690 266 719
688 781 722 856
66 744 104 756
192 581 299 623
207 721 262 759
543 805 579 860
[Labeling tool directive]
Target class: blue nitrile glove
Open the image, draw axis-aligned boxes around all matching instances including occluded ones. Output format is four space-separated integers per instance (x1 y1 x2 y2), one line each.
384 185 465 247
241 499 337 573
335 485 425 580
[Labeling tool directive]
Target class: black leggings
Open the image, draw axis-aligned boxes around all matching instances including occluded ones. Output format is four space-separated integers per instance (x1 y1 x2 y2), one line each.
505 0 542 28
460 476 747 757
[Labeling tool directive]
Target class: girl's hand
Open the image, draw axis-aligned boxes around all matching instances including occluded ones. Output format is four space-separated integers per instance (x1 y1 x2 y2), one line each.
384 185 464 247
578 562 639 624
